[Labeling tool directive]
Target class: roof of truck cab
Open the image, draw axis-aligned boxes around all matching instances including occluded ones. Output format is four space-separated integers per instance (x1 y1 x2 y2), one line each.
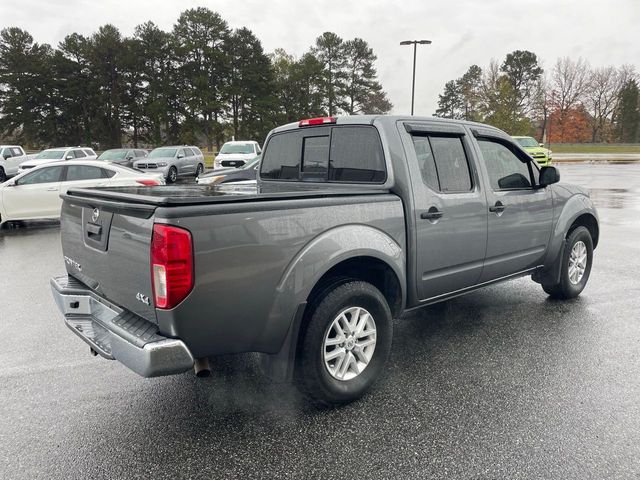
270 115 505 135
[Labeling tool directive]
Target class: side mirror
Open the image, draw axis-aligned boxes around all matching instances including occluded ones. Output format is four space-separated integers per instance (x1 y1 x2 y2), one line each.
177 154 184 159
539 143 545 148
539 166 560 187
66 154 74 160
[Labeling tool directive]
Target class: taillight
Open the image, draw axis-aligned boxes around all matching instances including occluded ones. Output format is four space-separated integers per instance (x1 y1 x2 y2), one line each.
151 224 193 309
298 116 336 127
136 178 160 186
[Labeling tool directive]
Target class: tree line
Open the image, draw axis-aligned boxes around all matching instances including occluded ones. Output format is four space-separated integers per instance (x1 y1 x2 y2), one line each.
0 7 391 150
435 50 639 143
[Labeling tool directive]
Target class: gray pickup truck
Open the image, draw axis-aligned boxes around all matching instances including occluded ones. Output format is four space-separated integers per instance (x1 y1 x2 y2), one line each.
51 116 599 406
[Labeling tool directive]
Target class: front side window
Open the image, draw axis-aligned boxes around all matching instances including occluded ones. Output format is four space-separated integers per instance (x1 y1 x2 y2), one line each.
65 165 104 181
73 149 86 159
478 139 532 190
17 166 64 185
2 148 12 159
135 150 147 157
411 134 472 193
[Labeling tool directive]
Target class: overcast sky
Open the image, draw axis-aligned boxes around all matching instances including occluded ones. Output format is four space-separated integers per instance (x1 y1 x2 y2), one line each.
1 0 639 115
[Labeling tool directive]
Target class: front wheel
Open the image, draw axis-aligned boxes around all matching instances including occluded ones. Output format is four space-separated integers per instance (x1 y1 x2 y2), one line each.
166 166 178 184
295 280 393 406
542 226 593 299
0 167 6 183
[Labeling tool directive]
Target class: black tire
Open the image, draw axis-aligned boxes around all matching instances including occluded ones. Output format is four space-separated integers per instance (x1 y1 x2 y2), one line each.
295 280 393 407
195 163 204 177
166 166 178 184
0 167 6 183
542 226 593 299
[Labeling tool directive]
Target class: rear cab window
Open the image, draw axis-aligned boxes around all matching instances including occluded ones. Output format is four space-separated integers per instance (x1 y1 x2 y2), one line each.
260 125 386 183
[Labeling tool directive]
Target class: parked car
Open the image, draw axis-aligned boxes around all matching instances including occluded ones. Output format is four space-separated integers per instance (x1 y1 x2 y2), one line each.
133 146 204 183
98 148 148 168
214 141 261 169
18 147 98 173
0 145 35 182
0 160 164 225
512 136 552 166
51 115 598 406
197 156 260 185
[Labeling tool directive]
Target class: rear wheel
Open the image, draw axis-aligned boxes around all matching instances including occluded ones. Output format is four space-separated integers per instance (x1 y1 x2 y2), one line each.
166 166 178 184
0 167 6 183
542 226 593 299
295 280 392 406
195 163 204 177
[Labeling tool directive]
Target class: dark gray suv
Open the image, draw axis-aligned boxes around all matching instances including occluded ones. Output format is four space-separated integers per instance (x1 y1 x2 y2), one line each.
98 148 148 168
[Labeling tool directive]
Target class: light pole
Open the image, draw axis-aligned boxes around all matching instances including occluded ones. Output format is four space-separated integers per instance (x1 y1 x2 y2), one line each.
400 40 432 115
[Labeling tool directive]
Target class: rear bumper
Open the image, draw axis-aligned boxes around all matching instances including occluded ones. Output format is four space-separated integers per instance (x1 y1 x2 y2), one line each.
51 275 194 377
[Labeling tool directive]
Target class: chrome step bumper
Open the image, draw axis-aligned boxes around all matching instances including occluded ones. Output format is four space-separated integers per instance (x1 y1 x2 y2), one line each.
51 275 194 377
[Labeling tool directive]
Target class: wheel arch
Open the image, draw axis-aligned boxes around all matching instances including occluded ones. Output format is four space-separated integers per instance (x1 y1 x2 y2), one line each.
534 194 599 285
260 224 406 381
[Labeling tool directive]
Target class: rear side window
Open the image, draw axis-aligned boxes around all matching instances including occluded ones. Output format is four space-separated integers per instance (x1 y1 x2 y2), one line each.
65 165 104 181
12 147 22 156
135 150 146 157
83 149 96 157
103 168 116 178
184 148 194 157
261 126 386 183
411 135 473 192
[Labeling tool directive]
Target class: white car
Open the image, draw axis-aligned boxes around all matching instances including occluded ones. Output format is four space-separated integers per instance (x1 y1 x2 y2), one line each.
214 141 261 169
18 146 98 173
0 160 164 225
0 145 35 182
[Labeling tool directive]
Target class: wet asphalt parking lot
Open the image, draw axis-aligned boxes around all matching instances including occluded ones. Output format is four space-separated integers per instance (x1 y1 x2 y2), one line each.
0 163 639 479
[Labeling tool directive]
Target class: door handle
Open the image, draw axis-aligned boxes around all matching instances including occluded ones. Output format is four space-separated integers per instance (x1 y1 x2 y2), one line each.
421 207 443 220
489 201 505 214
46 187 58 191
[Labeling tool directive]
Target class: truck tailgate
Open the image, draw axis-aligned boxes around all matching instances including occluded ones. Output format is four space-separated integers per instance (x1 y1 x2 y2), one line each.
59 198 158 323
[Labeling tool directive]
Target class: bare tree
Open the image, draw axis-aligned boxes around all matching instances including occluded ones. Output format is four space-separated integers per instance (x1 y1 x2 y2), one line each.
585 66 621 142
551 57 590 140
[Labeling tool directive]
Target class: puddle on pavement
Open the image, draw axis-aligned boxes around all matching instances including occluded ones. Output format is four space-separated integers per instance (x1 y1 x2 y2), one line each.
587 188 640 210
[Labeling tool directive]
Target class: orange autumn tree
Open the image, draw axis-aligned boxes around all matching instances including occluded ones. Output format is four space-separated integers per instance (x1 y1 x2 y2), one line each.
547 106 591 143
